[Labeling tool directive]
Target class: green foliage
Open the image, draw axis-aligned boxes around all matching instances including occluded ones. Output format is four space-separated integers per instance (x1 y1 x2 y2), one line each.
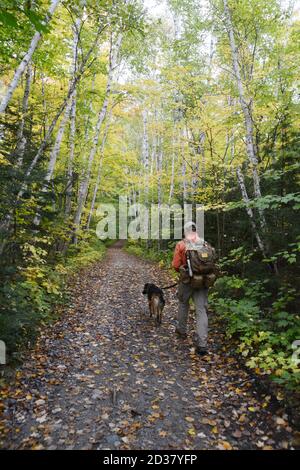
0 235 106 362
64 235 106 272
125 239 176 273
227 192 300 211
0 1 48 31
211 275 300 391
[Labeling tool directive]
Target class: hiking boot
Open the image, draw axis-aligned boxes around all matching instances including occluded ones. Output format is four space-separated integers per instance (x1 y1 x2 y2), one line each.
196 346 208 357
175 328 187 339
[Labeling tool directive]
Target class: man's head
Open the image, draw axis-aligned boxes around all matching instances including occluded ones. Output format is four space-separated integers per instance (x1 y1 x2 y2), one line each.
184 221 197 236
183 221 204 244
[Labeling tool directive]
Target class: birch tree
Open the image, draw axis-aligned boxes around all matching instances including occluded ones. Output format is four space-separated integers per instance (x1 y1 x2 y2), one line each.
0 19 106 238
142 109 150 205
33 14 83 227
86 117 111 231
33 98 73 226
13 63 33 168
222 0 267 232
236 166 267 257
72 33 123 242
168 130 176 204
0 0 60 114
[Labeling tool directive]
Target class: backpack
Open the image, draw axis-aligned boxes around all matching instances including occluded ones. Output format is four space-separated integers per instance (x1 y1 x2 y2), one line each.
184 240 217 288
185 240 216 275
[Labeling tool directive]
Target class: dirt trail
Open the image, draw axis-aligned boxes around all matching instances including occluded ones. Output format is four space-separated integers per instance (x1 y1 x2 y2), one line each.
0 244 297 449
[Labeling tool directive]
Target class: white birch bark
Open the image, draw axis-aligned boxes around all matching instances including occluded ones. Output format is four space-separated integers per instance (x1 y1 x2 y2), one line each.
17 23 103 196
223 0 266 232
0 20 103 238
64 89 77 218
14 62 33 167
33 98 73 226
41 72 47 139
0 0 60 114
150 131 156 206
86 118 111 230
72 33 122 242
34 15 82 226
168 131 176 205
181 136 187 204
188 128 201 198
236 166 267 256
201 144 206 188
157 136 163 209
142 109 150 204
47 99 73 183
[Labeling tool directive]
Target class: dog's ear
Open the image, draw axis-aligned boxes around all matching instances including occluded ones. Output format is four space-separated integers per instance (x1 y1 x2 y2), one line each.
142 283 148 294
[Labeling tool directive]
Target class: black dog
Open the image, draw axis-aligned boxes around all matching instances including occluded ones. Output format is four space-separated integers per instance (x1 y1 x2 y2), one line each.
142 283 165 325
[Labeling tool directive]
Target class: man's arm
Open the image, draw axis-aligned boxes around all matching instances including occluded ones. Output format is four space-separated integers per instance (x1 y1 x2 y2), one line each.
172 241 184 272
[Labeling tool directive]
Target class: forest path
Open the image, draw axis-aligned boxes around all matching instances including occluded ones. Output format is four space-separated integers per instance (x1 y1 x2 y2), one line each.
0 244 296 450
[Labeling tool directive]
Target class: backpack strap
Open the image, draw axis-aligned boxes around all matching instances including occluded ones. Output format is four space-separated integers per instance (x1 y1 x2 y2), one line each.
185 248 193 277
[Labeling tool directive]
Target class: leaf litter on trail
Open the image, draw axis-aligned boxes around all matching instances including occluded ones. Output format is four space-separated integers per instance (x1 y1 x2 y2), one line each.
0 247 298 450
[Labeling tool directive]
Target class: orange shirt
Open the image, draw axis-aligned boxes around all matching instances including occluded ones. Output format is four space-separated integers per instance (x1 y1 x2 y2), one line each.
172 240 187 272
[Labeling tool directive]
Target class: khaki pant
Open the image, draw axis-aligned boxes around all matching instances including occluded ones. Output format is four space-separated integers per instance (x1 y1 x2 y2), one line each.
176 282 209 348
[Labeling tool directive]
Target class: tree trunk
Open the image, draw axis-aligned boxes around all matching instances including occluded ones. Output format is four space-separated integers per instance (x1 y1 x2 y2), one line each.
41 72 47 139
33 98 73 226
223 0 267 232
65 14 82 216
0 21 104 239
181 131 187 205
0 0 60 114
64 89 77 219
13 62 33 167
142 109 150 205
86 117 111 231
157 136 163 208
34 15 82 226
168 130 176 204
17 22 104 198
236 166 267 257
72 33 122 243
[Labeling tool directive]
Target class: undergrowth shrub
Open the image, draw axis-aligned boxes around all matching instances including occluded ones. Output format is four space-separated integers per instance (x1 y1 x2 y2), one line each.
0 235 106 361
211 275 300 391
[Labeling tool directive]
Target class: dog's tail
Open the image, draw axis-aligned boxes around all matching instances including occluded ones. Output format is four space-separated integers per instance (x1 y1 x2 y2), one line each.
161 283 178 290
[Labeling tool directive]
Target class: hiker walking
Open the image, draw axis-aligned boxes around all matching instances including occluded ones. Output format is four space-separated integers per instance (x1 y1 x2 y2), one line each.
172 222 217 356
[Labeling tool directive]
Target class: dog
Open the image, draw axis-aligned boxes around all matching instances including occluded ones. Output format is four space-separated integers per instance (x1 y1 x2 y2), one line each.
142 283 165 325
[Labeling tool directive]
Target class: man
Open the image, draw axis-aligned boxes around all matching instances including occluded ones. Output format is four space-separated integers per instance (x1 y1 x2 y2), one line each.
172 222 214 356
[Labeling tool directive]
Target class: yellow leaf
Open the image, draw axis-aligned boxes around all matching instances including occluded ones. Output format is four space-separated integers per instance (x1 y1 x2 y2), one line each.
32 444 44 450
219 440 233 450
201 418 217 426
185 417 195 423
